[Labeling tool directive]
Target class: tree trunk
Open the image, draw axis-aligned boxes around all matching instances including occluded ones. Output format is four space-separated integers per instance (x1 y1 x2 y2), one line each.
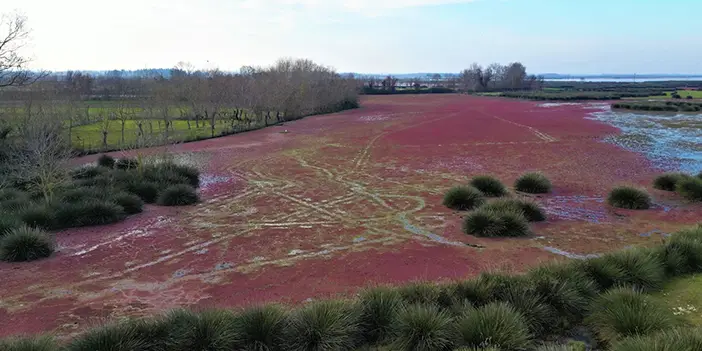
121 121 126 145
102 130 108 149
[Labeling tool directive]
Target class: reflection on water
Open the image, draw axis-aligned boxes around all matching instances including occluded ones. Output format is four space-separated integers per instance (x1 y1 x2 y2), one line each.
586 104 702 173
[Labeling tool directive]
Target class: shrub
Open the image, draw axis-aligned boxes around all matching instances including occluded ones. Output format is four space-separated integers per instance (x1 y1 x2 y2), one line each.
111 192 144 215
514 172 552 194
602 248 665 291
450 279 492 307
463 209 530 237
658 228 702 275
0 226 54 262
469 176 507 197
282 300 360 351
19 206 55 230
586 288 677 344
67 318 173 351
164 309 240 351
652 172 690 191
397 281 442 306
358 286 403 344
115 158 139 170
393 304 456 351
54 200 125 228
123 180 160 204
0 198 29 213
676 176 702 202
480 198 546 222
0 336 57 351
97 154 116 168
493 281 555 335
611 327 702 351
142 166 191 187
457 302 531 350
234 305 287 351
535 345 580 351
607 186 651 210
443 186 485 211
157 185 199 206
58 187 106 204
580 257 627 291
0 188 29 202
0 214 21 236
161 163 201 188
71 166 108 180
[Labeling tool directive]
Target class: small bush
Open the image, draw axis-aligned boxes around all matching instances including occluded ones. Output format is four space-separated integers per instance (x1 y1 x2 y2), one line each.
469 176 507 197
358 286 403 343
158 185 199 206
603 248 666 291
0 226 54 262
71 166 108 180
142 165 190 187
652 172 690 191
0 215 21 236
111 192 144 215
58 187 106 203
580 257 627 291
0 336 57 351
54 200 125 228
480 198 546 222
611 327 702 351
457 302 532 350
115 158 139 170
67 318 173 351
443 186 485 211
164 309 240 351
397 281 442 306
393 304 456 351
0 198 29 213
463 209 530 237
607 186 651 210
283 300 360 351
97 154 116 168
19 206 55 230
234 305 287 351
586 288 677 344
676 176 702 202
514 172 552 194
160 163 201 188
124 180 160 204
450 279 492 307
658 228 702 275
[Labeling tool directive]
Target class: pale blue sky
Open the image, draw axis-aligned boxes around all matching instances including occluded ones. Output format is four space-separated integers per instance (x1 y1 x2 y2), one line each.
8 0 702 74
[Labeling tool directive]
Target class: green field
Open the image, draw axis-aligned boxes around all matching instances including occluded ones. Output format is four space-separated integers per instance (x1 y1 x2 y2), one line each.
70 119 245 150
667 90 702 99
657 274 702 326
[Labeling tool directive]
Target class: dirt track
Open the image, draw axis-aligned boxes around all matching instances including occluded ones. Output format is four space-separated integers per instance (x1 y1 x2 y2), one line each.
1 94 700 337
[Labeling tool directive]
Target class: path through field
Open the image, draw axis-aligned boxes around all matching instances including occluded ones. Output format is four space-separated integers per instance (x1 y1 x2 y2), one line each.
1 95 700 337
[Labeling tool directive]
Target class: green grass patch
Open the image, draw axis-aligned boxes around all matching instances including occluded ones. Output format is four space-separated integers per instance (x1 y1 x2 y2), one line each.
656 274 702 327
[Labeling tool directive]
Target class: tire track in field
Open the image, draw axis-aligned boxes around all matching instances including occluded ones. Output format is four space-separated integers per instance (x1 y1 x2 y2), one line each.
473 108 558 142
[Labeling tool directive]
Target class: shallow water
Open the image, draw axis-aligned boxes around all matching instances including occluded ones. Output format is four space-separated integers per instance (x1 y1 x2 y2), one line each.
586 105 702 173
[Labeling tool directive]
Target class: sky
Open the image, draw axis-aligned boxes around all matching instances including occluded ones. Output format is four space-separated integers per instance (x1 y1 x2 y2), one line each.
5 0 702 74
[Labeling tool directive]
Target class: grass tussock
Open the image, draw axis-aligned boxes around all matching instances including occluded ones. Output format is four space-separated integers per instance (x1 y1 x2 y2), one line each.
611 327 702 351
602 248 666 292
676 176 702 202
97 154 116 168
463 209 531 237
469 176 508 197
586 288 678 344
514 172 552 194
393 304 456 351
0 336 57 351
443 186 485 211
607 186 652 210
0 226 54 262
111 192 144 215
480 198 546 222
235 304 287 351
0 214 21 236
359 286 403 344
457 302 532 350
283 300 361 351
157 184 199 206
652 172 690 191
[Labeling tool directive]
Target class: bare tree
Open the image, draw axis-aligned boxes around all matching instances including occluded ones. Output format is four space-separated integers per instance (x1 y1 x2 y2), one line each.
0 13 44 87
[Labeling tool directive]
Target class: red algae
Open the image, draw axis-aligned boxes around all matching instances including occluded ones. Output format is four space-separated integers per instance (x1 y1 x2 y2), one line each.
2 94 700 337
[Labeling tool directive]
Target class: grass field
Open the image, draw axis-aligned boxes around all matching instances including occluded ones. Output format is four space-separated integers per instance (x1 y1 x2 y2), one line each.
71 119 242 150
1 94 700 338
658 274 702 326
668 90 702 99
